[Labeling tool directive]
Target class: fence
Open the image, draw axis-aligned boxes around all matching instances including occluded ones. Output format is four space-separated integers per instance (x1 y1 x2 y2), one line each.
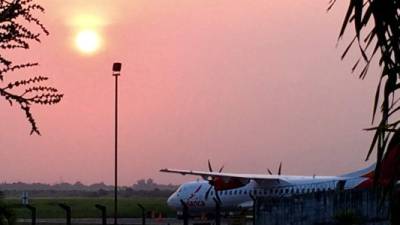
255 189 389 225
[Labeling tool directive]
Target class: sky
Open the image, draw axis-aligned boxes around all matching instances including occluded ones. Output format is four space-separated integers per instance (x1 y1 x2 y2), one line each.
0 0 381 186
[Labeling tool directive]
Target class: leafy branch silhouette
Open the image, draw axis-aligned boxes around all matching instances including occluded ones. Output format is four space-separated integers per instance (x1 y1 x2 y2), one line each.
0 0 63 135
330 0 400 190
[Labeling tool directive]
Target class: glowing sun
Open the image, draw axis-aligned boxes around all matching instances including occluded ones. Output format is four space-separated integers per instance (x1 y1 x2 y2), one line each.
75 30 102 54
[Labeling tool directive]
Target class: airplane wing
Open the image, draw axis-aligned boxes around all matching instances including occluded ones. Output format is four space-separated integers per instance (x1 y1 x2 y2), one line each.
159 168 289 186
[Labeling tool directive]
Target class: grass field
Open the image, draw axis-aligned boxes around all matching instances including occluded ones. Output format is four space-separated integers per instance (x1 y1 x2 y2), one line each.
4 197 175 219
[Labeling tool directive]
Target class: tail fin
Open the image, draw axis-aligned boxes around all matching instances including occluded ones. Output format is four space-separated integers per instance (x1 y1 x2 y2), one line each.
341 163 375 178
376 130 400 187
345 131 400 188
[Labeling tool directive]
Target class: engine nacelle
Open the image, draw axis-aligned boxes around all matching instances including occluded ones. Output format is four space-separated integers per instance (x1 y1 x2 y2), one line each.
212 177 250 190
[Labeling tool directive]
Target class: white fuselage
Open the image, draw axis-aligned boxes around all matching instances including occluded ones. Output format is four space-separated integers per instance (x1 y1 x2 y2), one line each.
167 175 367 213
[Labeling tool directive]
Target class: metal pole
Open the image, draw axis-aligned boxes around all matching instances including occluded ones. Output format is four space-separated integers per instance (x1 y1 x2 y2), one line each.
180 200 189 225
26 205 36 225
114 73 118 225
112 62 122 225
95 204 107 225
137 204 146 225
213 198 220 225
58 203 71 225
392 181 400 225
249 193 256 225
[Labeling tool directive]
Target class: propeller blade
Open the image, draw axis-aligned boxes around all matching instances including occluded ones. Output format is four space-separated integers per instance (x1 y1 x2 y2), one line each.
214 187 221 203
267 169 273 175
204 185 213 200
208 160 213 172
278 162 282 176
218 165 224 173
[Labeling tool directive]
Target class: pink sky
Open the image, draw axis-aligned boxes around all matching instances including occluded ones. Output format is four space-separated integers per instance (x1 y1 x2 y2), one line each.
0 0 380 185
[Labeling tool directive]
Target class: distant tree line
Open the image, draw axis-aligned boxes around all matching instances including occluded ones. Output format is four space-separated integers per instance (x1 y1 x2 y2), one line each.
2 189 175 198
0 178 177 192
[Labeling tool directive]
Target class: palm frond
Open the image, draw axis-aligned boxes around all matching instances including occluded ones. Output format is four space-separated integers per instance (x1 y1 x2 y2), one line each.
332 0 400 187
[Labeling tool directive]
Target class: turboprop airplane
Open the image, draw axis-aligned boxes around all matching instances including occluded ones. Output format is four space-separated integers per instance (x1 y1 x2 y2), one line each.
160 156 395 215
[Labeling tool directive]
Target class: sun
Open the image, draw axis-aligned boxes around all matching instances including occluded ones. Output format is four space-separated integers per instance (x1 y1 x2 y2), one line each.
75 29 102 54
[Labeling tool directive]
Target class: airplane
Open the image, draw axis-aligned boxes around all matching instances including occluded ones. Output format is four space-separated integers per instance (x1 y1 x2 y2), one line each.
160 147 399 216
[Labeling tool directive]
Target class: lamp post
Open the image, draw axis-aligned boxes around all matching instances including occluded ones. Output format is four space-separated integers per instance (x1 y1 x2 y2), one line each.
112 62 122 225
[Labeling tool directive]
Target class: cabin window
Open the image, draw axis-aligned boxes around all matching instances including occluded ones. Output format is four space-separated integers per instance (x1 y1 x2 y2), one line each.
234 190 237 195
243 190 247 194
229 190 232 195
238 190 242 194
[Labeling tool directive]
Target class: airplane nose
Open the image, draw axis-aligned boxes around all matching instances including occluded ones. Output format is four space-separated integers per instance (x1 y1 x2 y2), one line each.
167 195 174 208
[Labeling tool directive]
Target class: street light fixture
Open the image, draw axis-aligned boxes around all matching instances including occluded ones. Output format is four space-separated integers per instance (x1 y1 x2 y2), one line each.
112 62 122 225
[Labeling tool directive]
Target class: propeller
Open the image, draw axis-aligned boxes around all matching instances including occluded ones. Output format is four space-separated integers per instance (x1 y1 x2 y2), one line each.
214 189 221 202
267 161 283 176
205 186 221 202
204 160 224 201
207 159 224 173
278 161 282 176
208 160 213 172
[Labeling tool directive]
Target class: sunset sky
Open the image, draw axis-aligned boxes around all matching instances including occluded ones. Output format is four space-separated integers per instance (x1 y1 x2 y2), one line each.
0 0 380 185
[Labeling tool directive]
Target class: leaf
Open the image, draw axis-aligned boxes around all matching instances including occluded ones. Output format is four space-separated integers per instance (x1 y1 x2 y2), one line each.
351 58 361 72
338 0 356 39
366 129 379 161
353 0 363 39
341 37 357 60
361 3 373 25
372 77 382 123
